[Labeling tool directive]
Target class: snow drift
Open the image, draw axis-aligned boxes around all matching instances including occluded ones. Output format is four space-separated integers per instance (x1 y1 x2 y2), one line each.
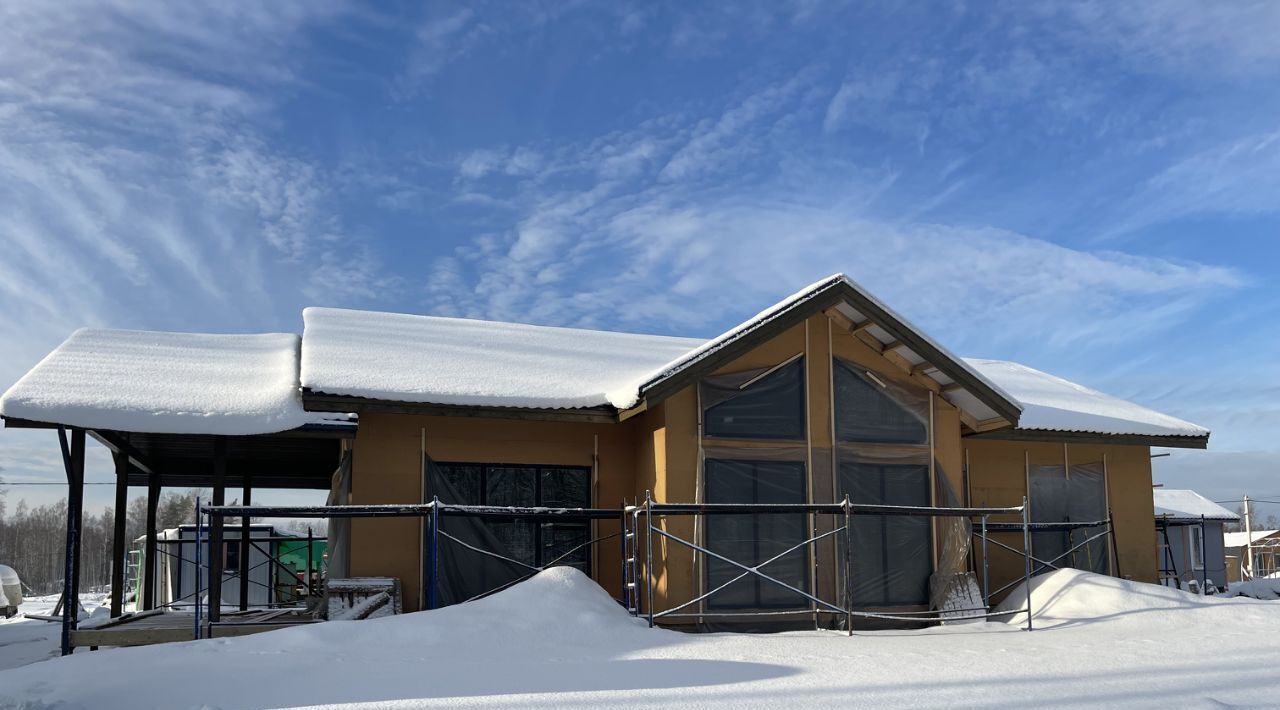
996 568 1244 628
6 568 1280 709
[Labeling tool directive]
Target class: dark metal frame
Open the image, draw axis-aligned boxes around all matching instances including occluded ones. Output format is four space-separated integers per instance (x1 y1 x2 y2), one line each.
201 501 624 619
626 492 1039 633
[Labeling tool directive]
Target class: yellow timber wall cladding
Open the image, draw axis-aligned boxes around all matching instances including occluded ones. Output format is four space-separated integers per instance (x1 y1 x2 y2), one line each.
652 313 962 615
348 412 640 612
964 439 1158 592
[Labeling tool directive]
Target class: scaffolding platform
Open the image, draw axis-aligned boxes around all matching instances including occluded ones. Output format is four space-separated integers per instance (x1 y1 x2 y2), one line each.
71 608 320 649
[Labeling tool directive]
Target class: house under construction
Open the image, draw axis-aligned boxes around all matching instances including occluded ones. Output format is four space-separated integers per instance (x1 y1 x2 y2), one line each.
0 274 1210 650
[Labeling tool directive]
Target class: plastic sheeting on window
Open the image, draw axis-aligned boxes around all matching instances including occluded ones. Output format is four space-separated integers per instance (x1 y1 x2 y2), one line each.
1029 462 1110 574
837 444 930 608
703 458 809 610
324 451 352 581
1068 462 1109 574
929 462 975 617
425 461 592 607
1029 464 1070 568
833 359 928 444
701 357 806 440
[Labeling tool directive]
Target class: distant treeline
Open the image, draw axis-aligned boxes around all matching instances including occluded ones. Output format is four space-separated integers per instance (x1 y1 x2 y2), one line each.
0 486 326 597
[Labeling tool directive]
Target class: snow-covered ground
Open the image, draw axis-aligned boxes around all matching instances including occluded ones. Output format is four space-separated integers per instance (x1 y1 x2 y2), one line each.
1 569 1279 709
0 593 106 673
1226 577 1280 600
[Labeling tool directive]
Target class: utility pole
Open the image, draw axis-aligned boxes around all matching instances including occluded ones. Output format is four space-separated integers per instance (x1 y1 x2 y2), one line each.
1244 495 1254 579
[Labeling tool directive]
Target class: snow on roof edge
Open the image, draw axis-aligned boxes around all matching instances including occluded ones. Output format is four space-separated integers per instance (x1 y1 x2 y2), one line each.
627 273 1022 417
964 358 1210 440
1153 489 1238 521
0 327 317 436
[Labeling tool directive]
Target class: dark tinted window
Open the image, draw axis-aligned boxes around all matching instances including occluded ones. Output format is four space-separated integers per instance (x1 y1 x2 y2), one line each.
704 358 806 440
840 462 931 606
833 359 927 444
431 463 590 572
704 459 808 610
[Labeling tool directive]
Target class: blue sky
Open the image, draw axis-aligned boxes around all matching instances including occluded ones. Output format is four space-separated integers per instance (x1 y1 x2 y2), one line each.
2 1 1279 516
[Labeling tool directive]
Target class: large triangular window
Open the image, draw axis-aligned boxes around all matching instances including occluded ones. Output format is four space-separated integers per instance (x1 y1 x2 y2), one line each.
702 357 805 440
833 359 927 444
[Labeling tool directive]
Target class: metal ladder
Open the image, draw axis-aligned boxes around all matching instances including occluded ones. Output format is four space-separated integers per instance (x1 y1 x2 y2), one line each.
622 505 640 616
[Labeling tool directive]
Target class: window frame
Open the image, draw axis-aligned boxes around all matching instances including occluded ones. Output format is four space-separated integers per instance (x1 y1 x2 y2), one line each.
838 460 934 607
831 357 928 445
432 462 593 573
702 357 808 442
1188 527 1205 571
702 457 810 611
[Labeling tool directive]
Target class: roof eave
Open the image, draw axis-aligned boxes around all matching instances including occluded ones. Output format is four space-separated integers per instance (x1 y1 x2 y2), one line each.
633 277 1024 426
302 390 619 424
967 427 1210 450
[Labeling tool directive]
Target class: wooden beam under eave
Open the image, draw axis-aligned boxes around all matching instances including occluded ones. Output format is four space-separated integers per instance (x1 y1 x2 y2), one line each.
843 322 944 394
617 399 647 422
974 417 1012 433
911 362 938 376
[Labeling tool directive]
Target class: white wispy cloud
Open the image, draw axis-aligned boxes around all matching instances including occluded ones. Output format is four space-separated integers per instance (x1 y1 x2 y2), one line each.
424 79 1247 358
0 1 376 508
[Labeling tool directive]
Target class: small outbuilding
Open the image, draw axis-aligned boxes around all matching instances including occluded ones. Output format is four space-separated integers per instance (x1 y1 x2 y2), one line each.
1153 488 1238 593
1224 529 1280 584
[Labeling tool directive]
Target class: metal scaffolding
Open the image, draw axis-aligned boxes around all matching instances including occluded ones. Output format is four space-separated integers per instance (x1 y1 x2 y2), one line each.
201 496 1120 637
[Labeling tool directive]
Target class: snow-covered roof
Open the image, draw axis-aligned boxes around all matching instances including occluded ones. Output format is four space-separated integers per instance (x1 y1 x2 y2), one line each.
2 275 1206 443
301 307 704 410
630 274 1021 423
0 328 315 435
300 276 1022 420
1153 489 1238 522
1224 530 1280 548
965 359 1209 440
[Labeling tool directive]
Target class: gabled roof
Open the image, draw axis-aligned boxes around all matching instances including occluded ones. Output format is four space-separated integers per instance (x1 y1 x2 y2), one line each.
1153 489 1238 523
627 274 1024 426
0 328 319 435
299 275 1025 428
965 359 1210 448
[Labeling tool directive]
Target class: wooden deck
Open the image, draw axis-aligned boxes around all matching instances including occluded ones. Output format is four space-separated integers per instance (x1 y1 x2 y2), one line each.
71 608 321 649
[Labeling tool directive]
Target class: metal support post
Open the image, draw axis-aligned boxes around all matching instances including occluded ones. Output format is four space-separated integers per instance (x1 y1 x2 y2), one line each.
58 427 85 656
843 495 853 636
194 497 202 639
1022 495 1033 632
1108 509 1121 579
307 526 315 599
645 490 654 629
144 471 159 611
239 473 252 611
427 496 440 610
208 437 227 623
110 449 128 618
981 514 990 608
1200 514 1208 594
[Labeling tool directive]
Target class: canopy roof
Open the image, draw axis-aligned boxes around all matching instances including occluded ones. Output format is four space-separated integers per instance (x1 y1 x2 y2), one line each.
0 329 325 435
1153 489 1238 523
